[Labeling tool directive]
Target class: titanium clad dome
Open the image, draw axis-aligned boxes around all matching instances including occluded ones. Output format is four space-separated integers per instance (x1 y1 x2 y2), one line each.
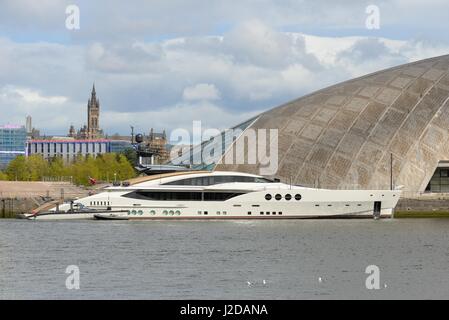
215 55 449 192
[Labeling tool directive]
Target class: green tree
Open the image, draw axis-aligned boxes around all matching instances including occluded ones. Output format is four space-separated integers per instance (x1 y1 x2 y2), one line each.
27 155 49 180
120 147 138 167
116 154 136 180
96 153 119 182
49 156 67 178
3 152 136 186
0 171 8 180
6 155 28 180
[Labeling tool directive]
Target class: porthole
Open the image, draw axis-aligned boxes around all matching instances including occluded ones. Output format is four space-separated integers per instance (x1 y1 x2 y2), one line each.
162 210 168 215
150 210 156 215
222 211 227 215
169 210 174 215
285 194 292 201
198 211 202 215
275 194 282 201
295 194 302 201
127 210 131 215
175 210 181 215
265 194 272 201
217 211 221 215
131 210 137 215
138 210 143 215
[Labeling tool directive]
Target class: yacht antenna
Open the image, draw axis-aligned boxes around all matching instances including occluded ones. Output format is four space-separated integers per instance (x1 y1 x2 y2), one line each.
390 153 393 190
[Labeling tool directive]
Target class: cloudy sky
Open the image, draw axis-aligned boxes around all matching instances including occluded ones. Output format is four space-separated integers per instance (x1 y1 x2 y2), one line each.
1 0 449 138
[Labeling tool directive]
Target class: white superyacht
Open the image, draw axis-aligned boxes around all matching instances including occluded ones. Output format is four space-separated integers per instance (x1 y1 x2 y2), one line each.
34 170 400 220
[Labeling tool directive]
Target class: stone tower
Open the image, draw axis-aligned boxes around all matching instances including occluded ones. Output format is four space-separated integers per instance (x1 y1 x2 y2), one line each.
87 83 100 139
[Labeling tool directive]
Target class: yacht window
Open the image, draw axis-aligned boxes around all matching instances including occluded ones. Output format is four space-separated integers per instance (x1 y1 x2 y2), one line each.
295 194 302 201
285 194 292 201
162 175 273 186
265 194 272 201
122 191 244 201
275 194 282 201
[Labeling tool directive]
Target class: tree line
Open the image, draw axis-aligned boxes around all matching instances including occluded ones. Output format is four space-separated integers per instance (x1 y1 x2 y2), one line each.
0 153 136 186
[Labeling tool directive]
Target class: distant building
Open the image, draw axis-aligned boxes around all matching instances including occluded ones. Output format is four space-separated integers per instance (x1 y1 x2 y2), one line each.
110 140 133 153
24 116 41 140
27 139 110 163
26 116 32 135
147 128 169 164
68 84 104 140
0 124 27 169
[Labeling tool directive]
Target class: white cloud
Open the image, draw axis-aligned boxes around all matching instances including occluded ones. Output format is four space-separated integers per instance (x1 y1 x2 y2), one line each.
102 101 261 137
1 17 449 136
0 86 67 104
182 83 221 101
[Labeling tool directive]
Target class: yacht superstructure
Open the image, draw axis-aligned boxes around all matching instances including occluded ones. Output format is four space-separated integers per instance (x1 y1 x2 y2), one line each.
50 171 401 220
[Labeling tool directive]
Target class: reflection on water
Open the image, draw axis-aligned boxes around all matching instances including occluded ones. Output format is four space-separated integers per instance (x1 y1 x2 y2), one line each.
1 219 449 299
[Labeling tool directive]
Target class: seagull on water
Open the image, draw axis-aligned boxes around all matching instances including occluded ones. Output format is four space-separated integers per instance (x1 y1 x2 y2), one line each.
247 281 252 287
318 277 323 283
262 280 267 285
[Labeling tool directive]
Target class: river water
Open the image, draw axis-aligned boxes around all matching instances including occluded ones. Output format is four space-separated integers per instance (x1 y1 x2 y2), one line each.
1 218 449 299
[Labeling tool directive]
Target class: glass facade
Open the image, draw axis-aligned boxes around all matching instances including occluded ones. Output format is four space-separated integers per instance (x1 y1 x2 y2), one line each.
0 125 27 169
110 140 133 153
425 167 449 193
168 116 258 170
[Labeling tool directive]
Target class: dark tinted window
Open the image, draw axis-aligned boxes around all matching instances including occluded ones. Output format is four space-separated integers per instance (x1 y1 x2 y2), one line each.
265 194 272 201
285 194 292 200
203 192 245 201
163 175 273 186
122 191 244 201
295 194 302 201
275 194 282 200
